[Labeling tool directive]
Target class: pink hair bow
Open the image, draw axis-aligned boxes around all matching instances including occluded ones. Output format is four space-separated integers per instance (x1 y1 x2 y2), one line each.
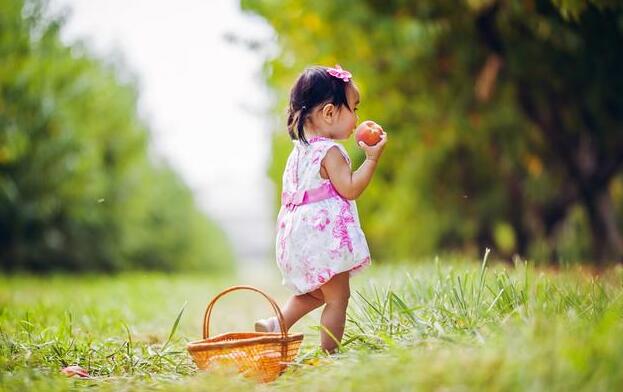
327 65 352 82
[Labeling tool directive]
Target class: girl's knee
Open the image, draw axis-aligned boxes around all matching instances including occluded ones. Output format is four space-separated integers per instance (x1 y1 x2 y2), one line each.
320 272 350 302
323 289 350 307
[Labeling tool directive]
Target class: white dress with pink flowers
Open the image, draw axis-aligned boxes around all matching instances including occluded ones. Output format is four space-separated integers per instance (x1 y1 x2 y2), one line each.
275 136 371 295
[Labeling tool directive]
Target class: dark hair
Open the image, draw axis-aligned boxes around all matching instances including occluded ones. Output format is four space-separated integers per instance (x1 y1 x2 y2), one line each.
286 66 352 145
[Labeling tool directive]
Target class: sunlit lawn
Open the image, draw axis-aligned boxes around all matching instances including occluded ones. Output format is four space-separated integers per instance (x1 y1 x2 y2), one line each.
1 256 622 391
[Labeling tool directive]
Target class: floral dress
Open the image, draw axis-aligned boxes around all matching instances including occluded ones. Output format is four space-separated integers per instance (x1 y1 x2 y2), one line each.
275 136 371 295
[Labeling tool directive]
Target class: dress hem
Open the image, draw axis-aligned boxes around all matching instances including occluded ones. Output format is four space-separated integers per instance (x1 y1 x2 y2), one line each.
286 256 372 295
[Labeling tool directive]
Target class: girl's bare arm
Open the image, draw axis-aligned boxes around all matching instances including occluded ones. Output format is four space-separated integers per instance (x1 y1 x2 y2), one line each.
321 133 387 200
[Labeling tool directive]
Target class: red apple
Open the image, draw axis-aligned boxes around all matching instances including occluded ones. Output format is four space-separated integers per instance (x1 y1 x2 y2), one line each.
355 121 383 146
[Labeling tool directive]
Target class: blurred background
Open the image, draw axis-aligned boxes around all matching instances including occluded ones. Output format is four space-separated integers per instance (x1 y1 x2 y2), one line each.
1 0 622 273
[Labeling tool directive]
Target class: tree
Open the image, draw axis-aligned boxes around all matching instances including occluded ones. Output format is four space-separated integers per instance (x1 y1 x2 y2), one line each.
243 0 623 263
0 0 234 272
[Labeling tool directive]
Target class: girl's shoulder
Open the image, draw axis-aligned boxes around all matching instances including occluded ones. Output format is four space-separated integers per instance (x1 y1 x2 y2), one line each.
307 137 345 151
290 137 350 165
310 138 351 165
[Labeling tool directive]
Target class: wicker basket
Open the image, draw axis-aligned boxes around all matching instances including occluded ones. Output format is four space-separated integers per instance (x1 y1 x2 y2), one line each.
187 285 304 383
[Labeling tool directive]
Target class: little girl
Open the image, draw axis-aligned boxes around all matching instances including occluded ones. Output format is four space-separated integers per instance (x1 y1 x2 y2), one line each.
255 65 387 353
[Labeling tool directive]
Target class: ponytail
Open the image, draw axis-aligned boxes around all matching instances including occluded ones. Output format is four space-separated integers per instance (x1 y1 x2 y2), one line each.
287 105 309 145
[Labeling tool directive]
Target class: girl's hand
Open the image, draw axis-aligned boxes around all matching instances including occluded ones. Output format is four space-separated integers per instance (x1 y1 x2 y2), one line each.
358 128 387 162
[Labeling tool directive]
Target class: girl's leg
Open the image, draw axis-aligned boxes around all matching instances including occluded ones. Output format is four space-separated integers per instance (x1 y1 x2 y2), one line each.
318 271 350 353
280 289 324 330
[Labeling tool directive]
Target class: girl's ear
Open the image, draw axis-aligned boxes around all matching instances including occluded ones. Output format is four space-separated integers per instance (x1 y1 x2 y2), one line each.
321 103 335 124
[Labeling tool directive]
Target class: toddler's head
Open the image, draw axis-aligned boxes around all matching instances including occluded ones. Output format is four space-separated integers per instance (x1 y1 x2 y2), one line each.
287 65 360 144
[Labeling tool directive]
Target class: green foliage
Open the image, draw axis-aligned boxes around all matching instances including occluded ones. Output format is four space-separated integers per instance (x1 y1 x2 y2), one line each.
242 0 623 263
0 0 234 272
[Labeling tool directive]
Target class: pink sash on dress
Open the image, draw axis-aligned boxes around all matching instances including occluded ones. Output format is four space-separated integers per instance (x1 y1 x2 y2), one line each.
281 182 341 209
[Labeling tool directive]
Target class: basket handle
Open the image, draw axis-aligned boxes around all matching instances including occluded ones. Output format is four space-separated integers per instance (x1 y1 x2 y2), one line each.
202 285 288 340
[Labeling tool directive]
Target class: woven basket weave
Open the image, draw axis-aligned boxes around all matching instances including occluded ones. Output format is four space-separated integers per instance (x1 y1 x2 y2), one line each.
187 285 304 383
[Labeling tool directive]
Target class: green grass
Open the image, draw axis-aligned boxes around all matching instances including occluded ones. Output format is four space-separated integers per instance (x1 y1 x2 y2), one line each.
1 254 622 391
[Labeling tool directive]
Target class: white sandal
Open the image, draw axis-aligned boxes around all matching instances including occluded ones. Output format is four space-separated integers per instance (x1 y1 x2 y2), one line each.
254 316 281 333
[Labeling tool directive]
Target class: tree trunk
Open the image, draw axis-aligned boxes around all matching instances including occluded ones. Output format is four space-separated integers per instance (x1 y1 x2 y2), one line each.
506 173 529 256
583 188 623 263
